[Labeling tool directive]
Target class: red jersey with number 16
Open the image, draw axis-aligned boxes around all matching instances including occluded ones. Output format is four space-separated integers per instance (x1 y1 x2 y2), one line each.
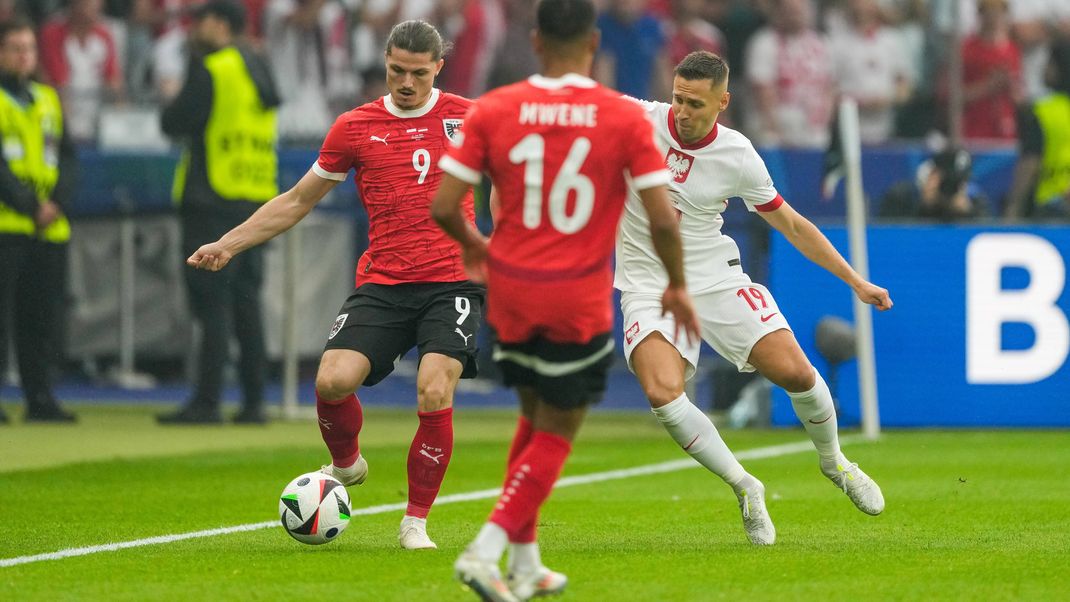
440 74 669 344
314 89 476 287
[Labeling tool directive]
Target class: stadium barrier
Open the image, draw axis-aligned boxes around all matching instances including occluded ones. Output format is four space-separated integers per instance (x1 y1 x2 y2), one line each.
770 225 1070 428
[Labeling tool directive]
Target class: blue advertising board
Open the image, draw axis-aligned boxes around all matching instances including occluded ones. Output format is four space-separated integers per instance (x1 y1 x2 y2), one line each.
769 225 1070 427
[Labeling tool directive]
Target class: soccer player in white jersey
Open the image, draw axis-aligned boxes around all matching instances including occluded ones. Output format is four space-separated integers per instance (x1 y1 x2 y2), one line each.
616 51 893 545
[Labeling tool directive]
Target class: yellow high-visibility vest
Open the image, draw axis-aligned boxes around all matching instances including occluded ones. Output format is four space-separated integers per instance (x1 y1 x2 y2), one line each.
173 46 278 203
1033 93 1070 207
0 81 69 243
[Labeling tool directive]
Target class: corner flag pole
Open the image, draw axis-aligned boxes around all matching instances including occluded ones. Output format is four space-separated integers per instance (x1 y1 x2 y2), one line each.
839 98 881 440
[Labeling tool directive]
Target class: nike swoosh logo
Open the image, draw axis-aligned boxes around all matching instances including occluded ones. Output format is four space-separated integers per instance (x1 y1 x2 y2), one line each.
760 313 778 323
809 413 833 424
683 434 700 451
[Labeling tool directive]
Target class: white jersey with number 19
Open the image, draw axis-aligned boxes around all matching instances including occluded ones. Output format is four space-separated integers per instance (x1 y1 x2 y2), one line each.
614 98 784 295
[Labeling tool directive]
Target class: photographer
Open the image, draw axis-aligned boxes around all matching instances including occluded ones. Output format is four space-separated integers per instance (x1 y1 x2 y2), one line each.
878 148 989 221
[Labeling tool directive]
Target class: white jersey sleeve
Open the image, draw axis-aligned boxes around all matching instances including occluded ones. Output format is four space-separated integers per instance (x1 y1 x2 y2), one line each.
735 140 779 211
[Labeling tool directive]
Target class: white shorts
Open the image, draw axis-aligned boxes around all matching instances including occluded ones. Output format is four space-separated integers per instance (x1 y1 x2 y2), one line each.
620 274 792 380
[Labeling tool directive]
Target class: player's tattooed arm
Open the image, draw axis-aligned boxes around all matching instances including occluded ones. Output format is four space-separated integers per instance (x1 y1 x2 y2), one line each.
760 200 893 311
187 168 339 272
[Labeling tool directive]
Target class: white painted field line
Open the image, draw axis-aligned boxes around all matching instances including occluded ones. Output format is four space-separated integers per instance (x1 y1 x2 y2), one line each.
0 436 855 569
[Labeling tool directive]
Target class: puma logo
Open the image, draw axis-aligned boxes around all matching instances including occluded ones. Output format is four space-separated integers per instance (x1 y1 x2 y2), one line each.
455 328 473 344
419 449 445 464
369 133 390 145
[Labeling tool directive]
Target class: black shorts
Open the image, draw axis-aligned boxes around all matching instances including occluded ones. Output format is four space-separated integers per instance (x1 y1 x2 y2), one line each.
324 281 485 386
494 332 615 409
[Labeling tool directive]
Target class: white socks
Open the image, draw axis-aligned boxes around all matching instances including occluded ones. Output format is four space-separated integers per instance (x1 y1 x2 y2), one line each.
652 393 748 488
788 368 841 469
508 542 542 576
470 522 509 563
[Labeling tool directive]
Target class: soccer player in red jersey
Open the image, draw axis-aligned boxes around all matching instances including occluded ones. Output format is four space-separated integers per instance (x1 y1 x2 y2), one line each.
431 1 700 599
187 20 480 550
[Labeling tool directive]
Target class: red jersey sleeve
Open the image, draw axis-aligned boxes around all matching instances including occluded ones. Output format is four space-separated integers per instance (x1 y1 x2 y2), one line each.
312 115 356 181
438 102 487 185
623 104 671 190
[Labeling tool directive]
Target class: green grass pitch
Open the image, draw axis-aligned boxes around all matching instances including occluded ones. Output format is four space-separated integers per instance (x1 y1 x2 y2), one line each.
1 403 1067 601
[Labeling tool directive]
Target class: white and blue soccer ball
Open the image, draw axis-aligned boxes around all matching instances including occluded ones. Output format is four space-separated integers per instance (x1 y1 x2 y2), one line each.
278 472 351 545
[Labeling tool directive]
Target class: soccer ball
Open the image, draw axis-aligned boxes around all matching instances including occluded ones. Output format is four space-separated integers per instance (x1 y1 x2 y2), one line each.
278 472 351 545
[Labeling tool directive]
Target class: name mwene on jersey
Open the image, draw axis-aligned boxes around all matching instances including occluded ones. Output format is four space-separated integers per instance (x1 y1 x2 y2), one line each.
518 102 598 127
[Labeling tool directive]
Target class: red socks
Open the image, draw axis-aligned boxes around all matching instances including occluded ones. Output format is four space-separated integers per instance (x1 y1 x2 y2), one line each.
489 430 572 539
507 415 534 466
316 392 363 468
406 407 455 518
506 416 537 543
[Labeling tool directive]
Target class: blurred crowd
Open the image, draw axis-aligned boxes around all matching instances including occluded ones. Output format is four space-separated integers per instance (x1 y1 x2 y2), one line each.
3 0 1069 148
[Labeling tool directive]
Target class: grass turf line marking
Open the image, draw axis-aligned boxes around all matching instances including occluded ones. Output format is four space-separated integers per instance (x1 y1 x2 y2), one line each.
0 437 851 568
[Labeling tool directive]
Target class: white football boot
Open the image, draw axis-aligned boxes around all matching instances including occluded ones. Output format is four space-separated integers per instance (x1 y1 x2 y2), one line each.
823 454 885 515
455 549 519 602
735 479 776 545
320 454 368 486
399 515 437 550
507 566 568 600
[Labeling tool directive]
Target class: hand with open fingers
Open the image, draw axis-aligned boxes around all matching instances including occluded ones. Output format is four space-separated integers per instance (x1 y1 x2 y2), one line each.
187 241 233 272
462 236 489 284
855 281 893 311
661 284 701 345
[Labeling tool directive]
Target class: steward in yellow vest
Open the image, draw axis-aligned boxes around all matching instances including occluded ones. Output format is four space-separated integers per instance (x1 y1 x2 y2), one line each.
158 1 280 425
0 20 77 423
1007 41 1070 220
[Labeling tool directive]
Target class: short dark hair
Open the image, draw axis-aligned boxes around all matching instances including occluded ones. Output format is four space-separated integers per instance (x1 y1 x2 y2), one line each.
536 0 596 42
674 51 730 87
385 20 451 61
193 0 246 34
0 18 34 46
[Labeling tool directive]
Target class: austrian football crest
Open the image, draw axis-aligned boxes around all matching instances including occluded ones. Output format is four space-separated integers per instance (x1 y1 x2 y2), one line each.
665 148 694 183
328 314 348 340
443 118 464 144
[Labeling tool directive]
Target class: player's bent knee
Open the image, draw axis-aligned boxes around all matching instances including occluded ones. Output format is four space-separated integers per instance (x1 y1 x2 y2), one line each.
781 363 817 394
417 380 452 411
315 370 359 402
642 378 685 408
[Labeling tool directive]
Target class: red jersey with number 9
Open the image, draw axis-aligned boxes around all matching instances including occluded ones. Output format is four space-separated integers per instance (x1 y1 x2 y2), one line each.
440 74 669 344
314 89 476 287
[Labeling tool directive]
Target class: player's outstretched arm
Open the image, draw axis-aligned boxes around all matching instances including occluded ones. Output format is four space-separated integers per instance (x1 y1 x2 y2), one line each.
187 169 339 272
638 184 700 343
431 173 489 283
759 200 893 311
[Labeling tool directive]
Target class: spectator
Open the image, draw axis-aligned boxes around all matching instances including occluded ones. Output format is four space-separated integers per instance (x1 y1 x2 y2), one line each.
665 0 726 67
124 0 156 102
879 148 988 220
264 0 356 141
159 0 280 424
961 0 1022 141
828 0 912 145
594 0 670 100
435 0 505 98
0 19 78 422
1010 0 1070 101
744 0 834 148
151 1 201 101
486 0 539 89
1005 39 1070 220
39 0 124 142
